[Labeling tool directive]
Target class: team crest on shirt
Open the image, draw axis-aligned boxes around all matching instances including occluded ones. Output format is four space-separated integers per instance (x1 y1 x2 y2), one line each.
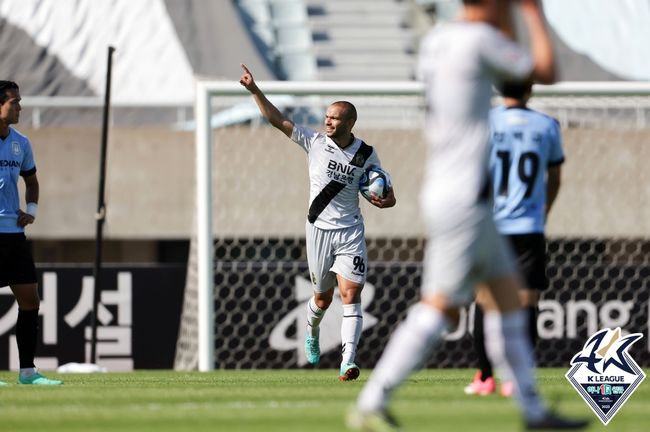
565 328 645 425
12 141 21 156
350 152 365 167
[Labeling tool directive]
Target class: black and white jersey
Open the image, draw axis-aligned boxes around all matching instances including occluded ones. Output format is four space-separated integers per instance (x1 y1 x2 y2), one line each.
292 124 381 230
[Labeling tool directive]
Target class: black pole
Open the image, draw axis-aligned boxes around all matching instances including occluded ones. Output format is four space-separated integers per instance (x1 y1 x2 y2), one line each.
90 46 116 364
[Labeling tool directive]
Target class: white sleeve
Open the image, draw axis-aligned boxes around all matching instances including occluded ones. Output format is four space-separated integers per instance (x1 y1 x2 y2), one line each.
416 33 434 83
417 30 441 87
291 124 319 153
480 28 534 81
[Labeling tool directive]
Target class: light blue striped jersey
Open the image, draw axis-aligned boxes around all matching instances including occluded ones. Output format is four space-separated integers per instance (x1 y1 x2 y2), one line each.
0 127 36 233
488 106 563 234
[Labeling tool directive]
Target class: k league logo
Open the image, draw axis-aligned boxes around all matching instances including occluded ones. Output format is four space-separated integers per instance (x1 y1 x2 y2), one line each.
565 327 645 425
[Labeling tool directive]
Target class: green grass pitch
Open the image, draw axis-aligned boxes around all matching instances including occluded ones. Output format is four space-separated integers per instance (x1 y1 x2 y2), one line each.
0 368 647 431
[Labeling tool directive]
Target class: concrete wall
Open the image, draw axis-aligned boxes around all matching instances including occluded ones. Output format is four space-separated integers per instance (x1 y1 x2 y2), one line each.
551 129 650 237
28 127 193 239
210 127 426 237
23 125 650 240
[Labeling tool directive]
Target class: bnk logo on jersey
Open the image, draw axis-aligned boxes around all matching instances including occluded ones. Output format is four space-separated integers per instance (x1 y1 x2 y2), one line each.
565 327 645 425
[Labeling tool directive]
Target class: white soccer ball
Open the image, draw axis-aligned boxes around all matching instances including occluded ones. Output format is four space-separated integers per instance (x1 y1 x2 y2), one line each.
359 166 391 200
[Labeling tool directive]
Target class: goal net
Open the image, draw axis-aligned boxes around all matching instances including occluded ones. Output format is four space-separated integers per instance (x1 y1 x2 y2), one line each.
175 81 650 371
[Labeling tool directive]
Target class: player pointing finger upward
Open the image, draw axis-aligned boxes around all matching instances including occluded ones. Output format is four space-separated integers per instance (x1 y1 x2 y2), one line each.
240 63 395 381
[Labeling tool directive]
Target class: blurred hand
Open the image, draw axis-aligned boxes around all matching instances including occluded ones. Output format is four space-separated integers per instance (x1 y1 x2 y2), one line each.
239 63 258 92
16 209 35 227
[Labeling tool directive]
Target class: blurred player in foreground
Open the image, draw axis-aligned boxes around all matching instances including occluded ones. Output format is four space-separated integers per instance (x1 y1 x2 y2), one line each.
348 0 587 430
465 80 563 397
0 80 62 386
239 64 396 381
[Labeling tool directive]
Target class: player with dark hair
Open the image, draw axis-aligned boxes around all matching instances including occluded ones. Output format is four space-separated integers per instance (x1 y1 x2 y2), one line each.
465 80 563 397
348 0 587 430
239 64 396 381
0 80 62 385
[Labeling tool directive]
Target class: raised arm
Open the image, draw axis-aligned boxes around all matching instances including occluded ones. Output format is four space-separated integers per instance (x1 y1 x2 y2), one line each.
239 64 294 138
519 0 556 84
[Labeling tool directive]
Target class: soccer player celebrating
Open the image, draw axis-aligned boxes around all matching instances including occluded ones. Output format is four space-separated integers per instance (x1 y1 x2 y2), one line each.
465 80 563 397
0 80 62 385
349 0 587 430
239 64 396 381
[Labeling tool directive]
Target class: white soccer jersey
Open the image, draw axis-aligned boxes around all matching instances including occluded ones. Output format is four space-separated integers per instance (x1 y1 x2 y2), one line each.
291 124 381 230
418 22 534 219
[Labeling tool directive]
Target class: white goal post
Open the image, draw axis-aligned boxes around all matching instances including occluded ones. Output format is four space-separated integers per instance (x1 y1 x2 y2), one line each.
193 80 650 372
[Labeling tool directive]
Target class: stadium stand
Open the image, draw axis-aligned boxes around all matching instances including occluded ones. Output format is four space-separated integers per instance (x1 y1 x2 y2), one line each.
233 0 417 81
269 0 318 80
306 0 417 80
165 0 275 81
235 0 317 80
0 0 627 117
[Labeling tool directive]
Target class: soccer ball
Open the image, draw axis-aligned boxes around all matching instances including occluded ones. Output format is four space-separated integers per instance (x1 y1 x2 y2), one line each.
359 166 391 200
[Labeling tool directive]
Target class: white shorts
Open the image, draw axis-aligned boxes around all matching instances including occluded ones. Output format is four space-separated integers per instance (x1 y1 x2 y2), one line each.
422 204 516 306
305 222 367 292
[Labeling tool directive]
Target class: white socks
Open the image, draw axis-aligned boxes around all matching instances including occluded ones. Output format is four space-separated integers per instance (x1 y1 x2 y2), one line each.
356 304 548 421
484 310 547 422
305 298 364 367
341 303 363 365
306 297 326 338
357 303 448 412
